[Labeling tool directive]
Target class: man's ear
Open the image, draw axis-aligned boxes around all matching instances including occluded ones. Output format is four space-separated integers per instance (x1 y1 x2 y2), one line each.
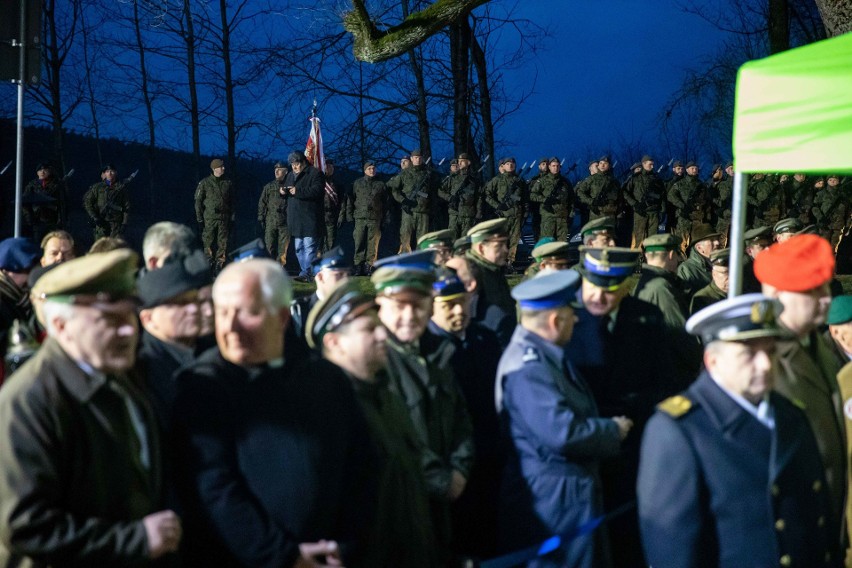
139 309 153 327
147 257 159 270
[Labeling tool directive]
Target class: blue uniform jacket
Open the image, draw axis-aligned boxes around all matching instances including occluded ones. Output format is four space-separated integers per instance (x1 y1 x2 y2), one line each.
637 372 840 568
497 325 621 567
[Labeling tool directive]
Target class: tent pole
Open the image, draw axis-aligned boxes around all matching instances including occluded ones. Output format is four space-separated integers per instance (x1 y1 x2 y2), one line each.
729 171 749 297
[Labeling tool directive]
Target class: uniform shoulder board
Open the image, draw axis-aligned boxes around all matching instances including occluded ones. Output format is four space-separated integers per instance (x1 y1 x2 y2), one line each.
657 395 694 418
521 346 540 364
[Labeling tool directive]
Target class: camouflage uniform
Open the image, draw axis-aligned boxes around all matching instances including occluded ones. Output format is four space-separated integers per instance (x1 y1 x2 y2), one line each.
624 169 665 248
444 168 481 240
668 175 708 249
714 176 734 238
257 178 290 265
529 172 573 241
388 165 438 253
812 182 850 249
747 176 783 229
194 174 234 269
83 181 129 239
576 171 620 220
483 172 526 264
22 176 67 242
349 174 386 270
784 176 815 225
322 176 344 252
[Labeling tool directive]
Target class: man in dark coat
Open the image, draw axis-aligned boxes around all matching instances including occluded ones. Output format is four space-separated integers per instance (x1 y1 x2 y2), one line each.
465 218 516 348
173 258 376 567
0 238 41 385
677 223 721 299
306 280 436 568
284 151 326 281
638 294 840 568
0 249 181 566
690 247 730 315
497 270 632 567
632 233 688 330
21 162 67 242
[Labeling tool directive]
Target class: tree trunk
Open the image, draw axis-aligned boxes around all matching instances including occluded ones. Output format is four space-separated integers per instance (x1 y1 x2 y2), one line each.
469 25 494 179
43 0 66 170
219 0 236 165
184 0 201 179
813 0 852 36
449 18 471 158
402 0 431 157
79 5 102 166
132 0 156 195
768 0 789 54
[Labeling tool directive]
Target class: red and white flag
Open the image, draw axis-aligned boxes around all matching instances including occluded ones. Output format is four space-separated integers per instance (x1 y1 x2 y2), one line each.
305 113 338 205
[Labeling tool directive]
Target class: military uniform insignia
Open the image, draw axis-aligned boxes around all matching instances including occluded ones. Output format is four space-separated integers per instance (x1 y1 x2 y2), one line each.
657 395 693 418
522 347 540 363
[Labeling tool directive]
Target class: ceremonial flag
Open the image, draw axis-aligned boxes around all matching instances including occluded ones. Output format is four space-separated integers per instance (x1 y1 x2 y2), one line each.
304 108 338 205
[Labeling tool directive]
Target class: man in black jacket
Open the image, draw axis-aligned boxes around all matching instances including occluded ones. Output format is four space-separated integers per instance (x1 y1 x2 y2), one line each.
284 151 326 282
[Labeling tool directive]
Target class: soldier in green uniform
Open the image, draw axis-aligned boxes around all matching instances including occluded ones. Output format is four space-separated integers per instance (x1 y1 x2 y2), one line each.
781 173 813 225
773 217 804 244
529 157 573 242
444 153 481 240
624 155 666 249
522 240 572 280
22 162 67 242
483 157 527 270
632 233 688 330
466 219 516 347
349 161 385 276
387 149 438 253
194 158 234 271
322 159 344 253
576 155 620 221
813 173 850 249
677 224 721 300
83 164 129 240
574 160 598 226
747 172 783 230
257 161 290 266
690 248 730 314
713 162 734 242
668 161 709 251
417 229 454 266
434 159 456 232
527 157 548 241
664 160 685 233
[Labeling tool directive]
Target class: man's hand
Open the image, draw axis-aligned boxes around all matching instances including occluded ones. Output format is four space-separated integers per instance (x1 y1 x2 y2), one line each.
294 540 343 567
447 470 467 501
143 510 182 559
612 416 634 441
288 186 296 196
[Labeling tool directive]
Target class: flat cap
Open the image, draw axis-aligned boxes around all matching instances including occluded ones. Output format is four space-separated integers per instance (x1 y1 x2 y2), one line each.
288 151 306 164
101 163 117 173
578 246 640 289
210 159 224 170
686 293 787 343
467 219 509 243
641 155 653 163
273 161 287 169
548 157 560 164
512 269 582 311
642 233 680 252
457 153 470 161
532 241 571 261
433 269 466 301
598 155 611 163
827 296 852 326
137 250 212 309
230 238 270 262
417 230 454 251
580 216 616 236
313 246 350 271
33 248 139 303
754 234 835 292
363 160 375 170
410 149 422 157
0 238 40 272
305 280 377 349
686 161 697 168
691 224 721 245
709 248 730 267
774 218 804 235
744 226 773 243
371 251 436 296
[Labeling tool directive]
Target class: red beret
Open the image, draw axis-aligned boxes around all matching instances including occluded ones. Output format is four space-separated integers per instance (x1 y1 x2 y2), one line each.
754 234 835 292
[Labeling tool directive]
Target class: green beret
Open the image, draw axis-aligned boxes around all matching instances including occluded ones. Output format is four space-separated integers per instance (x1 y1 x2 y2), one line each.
827 295 852 326
210 159 224 170
642 233 679 252
709 248 731 267
467 219 509 243
305 281 377 349
580 216 616 237
417 230 454 250
33 249 139 304
410 149 422 157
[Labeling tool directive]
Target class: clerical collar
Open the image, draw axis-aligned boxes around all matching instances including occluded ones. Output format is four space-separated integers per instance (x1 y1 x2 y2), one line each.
244 357 285 381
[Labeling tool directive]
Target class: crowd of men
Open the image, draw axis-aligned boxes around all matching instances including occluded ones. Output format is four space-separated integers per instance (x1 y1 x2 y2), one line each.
1 149 851 567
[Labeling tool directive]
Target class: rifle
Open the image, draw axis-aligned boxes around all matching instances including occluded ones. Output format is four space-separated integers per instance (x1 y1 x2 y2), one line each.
122 169 139 185
62 168 75 181
400 169 430 212
496 176 523 212
449 174 474 209
657 158 673 174
0 160 12 176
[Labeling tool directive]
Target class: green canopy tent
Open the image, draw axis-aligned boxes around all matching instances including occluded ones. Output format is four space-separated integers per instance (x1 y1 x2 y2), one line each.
728 32 852 293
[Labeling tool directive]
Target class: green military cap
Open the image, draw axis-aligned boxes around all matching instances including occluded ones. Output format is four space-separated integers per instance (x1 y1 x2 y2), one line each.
363 160 375 170
210 158 224 170
453 236 472 256
457 153 470 161
538 156 548 164
588 160 597 168
467 218 509 243
686 293 787 343
32 248 139 304
827 295 852 326
686 161 698 169
642 233 679 252
273 161 287 169
641 155 653 163
690 224 721 245
305 280 377 349
630 162 641 171
498 157 516 166
371 251 436 296
417 229 454 250
578 246 640 290
598 154 611 163
743 226 773 244
725 161 733 169
548 156 560 164
532 241 571 262
672 160 683 168
401 154 410 161
796 224 819 235
774 218 804 235
827 173 841 180
101 163 117 173
709 248 731 267
410 149 422 157
580 216 616 237
450 159 458 166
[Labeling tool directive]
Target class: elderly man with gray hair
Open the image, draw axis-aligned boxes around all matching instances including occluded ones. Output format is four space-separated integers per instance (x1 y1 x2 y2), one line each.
142 221 196 271
173 258 377 567
283 150 326 282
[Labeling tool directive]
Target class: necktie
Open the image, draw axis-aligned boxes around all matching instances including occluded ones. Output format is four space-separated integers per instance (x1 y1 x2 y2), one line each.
107 376 150 471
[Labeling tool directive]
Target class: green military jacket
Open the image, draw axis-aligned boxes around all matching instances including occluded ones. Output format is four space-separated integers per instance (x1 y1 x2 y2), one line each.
483 173 526 218
389 165 437 215
349 175 385 222
632 264 689 330
83 181 129 226
194 174 234 223
529 173 573 218
747 177 783 222
676 248 712 299
668 175 708 222
714 177 733 221
785 178 814 222
23 177 67 227
625 170 666 216
577 171 620 216
257 179 288 226
444 170 481 218
689 280 726 315
813 186 850 230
